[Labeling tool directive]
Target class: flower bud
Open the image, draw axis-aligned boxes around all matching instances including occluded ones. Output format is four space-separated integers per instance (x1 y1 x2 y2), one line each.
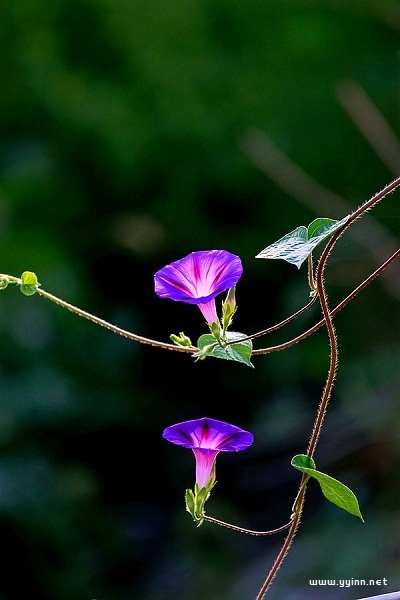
222 286 237 330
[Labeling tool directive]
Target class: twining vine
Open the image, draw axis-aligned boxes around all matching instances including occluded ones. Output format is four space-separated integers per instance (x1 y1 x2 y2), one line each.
1 174 400 599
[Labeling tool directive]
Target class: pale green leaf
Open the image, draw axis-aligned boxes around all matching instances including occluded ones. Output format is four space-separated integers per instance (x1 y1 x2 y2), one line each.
256 215 349 269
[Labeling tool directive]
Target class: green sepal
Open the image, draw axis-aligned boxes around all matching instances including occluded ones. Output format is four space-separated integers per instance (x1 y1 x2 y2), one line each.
256 216 349 269
195 485 210 512
194 331 253 367
0 277 8 290
185 484 212 526
291 454 364 521
20 271 40 296
185 489 197 520
209 320 222 341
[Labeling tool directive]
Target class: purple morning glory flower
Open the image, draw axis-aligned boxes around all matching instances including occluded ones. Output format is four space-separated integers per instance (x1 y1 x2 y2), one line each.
154 250 243 324
163 417 254 489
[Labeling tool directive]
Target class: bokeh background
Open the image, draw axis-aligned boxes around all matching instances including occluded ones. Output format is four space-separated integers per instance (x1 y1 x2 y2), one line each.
1 1 400 599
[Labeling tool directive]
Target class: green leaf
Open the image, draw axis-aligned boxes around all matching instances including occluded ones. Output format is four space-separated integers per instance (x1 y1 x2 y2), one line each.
291 454 364 521
20 271 40 296
256 215 349 269
195 331 254 367
291 454 316 471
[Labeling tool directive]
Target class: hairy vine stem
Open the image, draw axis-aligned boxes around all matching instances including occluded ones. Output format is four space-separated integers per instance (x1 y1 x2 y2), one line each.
202 514 292 536
253 175 400 598
36 288 197 353
255 476 308 599
252 243 400 355
306 243 338 458
253 241 337 599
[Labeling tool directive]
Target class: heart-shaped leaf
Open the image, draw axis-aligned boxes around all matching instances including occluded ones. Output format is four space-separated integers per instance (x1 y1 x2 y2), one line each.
256 216 349 269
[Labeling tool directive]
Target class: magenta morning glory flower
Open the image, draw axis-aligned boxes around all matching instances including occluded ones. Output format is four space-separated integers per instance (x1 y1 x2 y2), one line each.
163 417 254 490
154 250 243 325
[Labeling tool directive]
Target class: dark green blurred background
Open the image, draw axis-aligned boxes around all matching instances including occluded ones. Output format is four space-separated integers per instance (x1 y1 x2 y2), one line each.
1 1 400 599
